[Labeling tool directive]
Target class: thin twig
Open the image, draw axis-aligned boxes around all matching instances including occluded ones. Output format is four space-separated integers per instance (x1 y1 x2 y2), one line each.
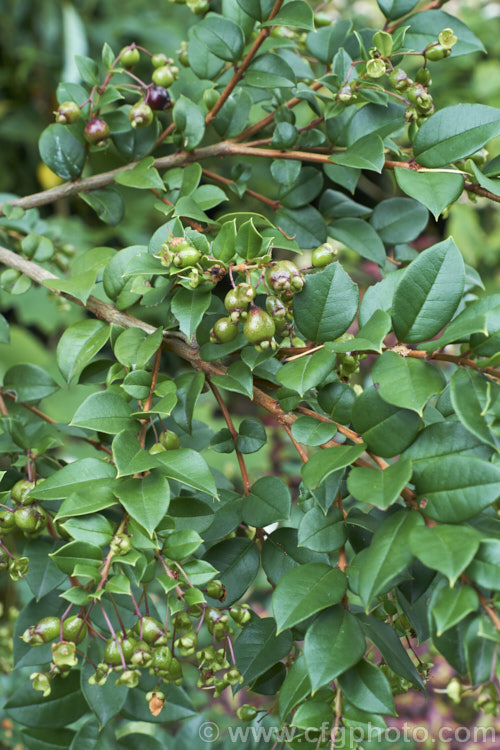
208 380 251 495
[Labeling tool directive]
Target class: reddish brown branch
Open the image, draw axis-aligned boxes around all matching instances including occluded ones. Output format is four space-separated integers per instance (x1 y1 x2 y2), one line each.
208 380 251 495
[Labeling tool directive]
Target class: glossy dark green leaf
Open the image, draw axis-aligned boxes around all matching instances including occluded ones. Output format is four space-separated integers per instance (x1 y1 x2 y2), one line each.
370 198 428 244
347 459 412 510
328 218 385 265
246 54 296 88
293 262 358 343
450 369 499 450
115 473 170 535
234 618 293 685
358 510 423 610
394 167 464 219
30 458 116 501
278 656 311 719
56 320 110 385
3 364 58 403
5 671 87 727
372 351 446 415
71 391 134 434
409 524 482 586
203 537 260 604
39 124 85 180
431 583 479 636
338 660 396 716
304 605 366 691
301 444 366 490
272 563 347 632
277 348 336 397
195 13 245 61
298 507 347 552
155 449 218 497
392 238 465 343
405 10 485 57
291 416 336 447
243 475 291 527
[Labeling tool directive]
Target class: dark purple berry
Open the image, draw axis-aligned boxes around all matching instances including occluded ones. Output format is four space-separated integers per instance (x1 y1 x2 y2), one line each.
84 119 110 147
146 86 171 111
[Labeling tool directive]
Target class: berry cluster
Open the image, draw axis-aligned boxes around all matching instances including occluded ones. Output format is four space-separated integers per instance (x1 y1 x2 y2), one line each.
23 578 251 713
0 480 49 581
54 43 176 149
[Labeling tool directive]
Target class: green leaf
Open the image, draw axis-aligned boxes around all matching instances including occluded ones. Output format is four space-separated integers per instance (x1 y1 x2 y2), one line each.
333 310 392 356
31 458 116 501
372 351 446 415
245 54 296 88
277 348 336 397
115 473 169 535
242 475 291 527
275 205 327 248
394 167 464 219
450 369 499 450
414 105 500 168
432 583 479 637
469 161 500 197
358 510 423 610
357 613 424 689
298 507 347 552
211 220 237 262
50 540 102 574
272 563 347 633
262 528 329 586
233 618 293 685
173 96 206 150
328 218 386 266
235 219 270 259
338 660 396 716
466 540 500 590
414 455 500 522
5 671 87 728
330 135 385 173
280 167 323 209
0 313 9 343
79 188 124 226
3 364 58 402
347 459 412 510
347 103 406 146
359 270 404 327
22 727 76 750
114 157 164 190
81 648 129 728
291 417 336 447
304 605 366 692
278 656 311 719
195 13 245 61
155 449 218 497
306 20 352 64
370 198 428 244
163 529 202 560
302 444 365 490
214 89 253 140
70 391 134 434
392 238 465 343
203 538 260 605
293 263 358 344
39 124 85 181
236 418 267 454
211 361 254 399
44 270 97 305
410 525 482 587
55 487 117 519
23 538 67 601
56 320 110 385
377 0 418 20
261 1 314 29
62 514 113 546
171 288 211 339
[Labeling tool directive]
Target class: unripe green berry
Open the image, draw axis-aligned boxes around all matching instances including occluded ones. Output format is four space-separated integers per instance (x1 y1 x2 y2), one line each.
120 46 140 68
14 504 47 534
0 510 16 534
62 615 88 644
205 580 226 599
22 616 61 646
425 43 452 61
387 68 411 91
203 88 219 111
11 479 35 505
110 533 132 555
178 42 189 67
152 645 173 671
152 53 171 68
265 260 304 295
133 616 164 644
415 67 432 85
162 430 181 450
152 65 176 88
173 246 202 268
55 101 81 124
312 243 337 268
103 636 136 665
210 317 238 344
237 704 258 721
243 307 276 348
129 102 154 128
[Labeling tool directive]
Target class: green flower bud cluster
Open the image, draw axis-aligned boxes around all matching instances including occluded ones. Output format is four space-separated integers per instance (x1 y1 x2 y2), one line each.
0 480 48 542
334 333 367 379
158 236 218 291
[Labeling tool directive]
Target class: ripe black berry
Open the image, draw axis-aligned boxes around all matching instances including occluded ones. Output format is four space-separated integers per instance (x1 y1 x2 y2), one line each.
145 86 171 111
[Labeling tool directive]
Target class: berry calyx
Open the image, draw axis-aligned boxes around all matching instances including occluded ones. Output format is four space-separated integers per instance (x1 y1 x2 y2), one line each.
205 580 226 600
120 46 140 68
84 118 110 147
55 101 81 124
210 317 238 344
62 615 88 644
129 102 154 128
145 85 171 111
265 260 304 296
243 307 276 351
110 533 132 555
